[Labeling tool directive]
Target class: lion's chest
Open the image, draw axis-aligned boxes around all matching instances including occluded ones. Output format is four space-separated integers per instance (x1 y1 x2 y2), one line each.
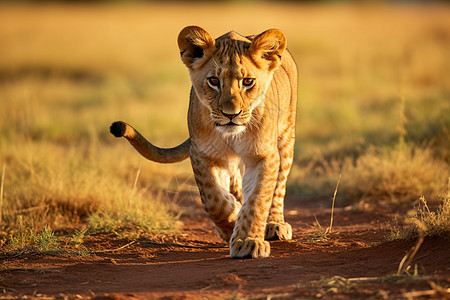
191 129 275 165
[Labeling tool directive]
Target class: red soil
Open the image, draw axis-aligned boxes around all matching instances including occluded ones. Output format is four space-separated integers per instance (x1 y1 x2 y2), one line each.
1 196 449 299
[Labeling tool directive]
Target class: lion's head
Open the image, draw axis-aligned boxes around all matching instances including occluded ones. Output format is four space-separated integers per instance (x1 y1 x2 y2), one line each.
178 26 286 135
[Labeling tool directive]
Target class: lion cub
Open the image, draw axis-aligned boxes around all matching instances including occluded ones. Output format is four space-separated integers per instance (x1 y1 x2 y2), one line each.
111 26 297 258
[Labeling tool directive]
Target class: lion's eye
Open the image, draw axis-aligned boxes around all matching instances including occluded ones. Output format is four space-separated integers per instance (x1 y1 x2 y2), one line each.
243 78 255 87
207 77 220 87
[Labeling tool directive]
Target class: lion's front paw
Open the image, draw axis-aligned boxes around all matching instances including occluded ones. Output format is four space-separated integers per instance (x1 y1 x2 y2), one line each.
265 221 292 241
230 237 270 259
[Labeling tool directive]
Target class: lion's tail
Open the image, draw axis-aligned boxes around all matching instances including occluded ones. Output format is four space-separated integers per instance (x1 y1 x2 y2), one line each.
110 121 190 163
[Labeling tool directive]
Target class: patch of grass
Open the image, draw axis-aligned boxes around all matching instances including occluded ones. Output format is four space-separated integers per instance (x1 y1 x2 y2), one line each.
0 138 177 250
315 274 430 298
403 182 450 239
88 194 175 236
69 228 89 248
386 226 405 242
310 275 450 299
298 175 341 244
35 225 59 253
7 215 36 251
7 219 59 253
291 143 448 206
302 216 337 244
389 182 450 277
340 144 448 205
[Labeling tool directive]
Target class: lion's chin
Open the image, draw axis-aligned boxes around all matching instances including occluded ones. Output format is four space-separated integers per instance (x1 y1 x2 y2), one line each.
215 123 246 136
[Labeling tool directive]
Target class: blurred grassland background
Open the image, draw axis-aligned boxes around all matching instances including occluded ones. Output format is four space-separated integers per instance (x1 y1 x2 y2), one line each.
0 2 449 245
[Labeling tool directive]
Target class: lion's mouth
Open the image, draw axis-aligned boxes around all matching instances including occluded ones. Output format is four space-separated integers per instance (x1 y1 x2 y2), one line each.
214 121 243 127
213 119 247 135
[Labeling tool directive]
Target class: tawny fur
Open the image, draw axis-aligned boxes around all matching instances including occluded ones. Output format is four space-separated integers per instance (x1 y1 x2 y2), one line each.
111 26 297 258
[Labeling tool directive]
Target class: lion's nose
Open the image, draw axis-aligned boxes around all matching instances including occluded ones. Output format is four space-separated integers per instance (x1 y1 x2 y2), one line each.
221 110 242 120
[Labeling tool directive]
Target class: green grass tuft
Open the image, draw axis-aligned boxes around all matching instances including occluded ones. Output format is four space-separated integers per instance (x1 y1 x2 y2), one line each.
35 225 59 253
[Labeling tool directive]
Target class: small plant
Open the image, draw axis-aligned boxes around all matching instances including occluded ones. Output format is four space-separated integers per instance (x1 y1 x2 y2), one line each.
70 228 89 247
8 215 36 250
7 220 60 253
386 226 405 241
302 175 341 243
35 225 59 253
403 185 450 240
303 216 332 243
395 180 450 275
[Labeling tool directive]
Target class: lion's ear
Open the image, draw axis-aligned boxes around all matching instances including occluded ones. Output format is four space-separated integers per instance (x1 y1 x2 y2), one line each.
178 26 215 70
250 29 286 71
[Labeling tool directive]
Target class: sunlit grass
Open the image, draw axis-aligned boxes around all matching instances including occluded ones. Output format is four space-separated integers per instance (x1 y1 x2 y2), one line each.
341 143 448 204
0 3 449 246
0 138 178 247
403 184 450 239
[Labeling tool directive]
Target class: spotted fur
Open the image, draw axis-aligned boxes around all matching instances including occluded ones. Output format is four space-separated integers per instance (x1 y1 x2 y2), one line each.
110 26 298 258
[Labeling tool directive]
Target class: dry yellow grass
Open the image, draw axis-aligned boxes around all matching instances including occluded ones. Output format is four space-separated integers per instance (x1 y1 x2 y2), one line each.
404 181 450 239
340 144 448 204
0 3 448 244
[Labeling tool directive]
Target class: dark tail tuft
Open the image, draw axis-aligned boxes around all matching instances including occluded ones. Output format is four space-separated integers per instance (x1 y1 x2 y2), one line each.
110 121 127 138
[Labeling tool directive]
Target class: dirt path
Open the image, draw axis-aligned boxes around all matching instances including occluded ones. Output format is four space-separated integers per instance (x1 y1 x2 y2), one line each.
1 196 449 299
